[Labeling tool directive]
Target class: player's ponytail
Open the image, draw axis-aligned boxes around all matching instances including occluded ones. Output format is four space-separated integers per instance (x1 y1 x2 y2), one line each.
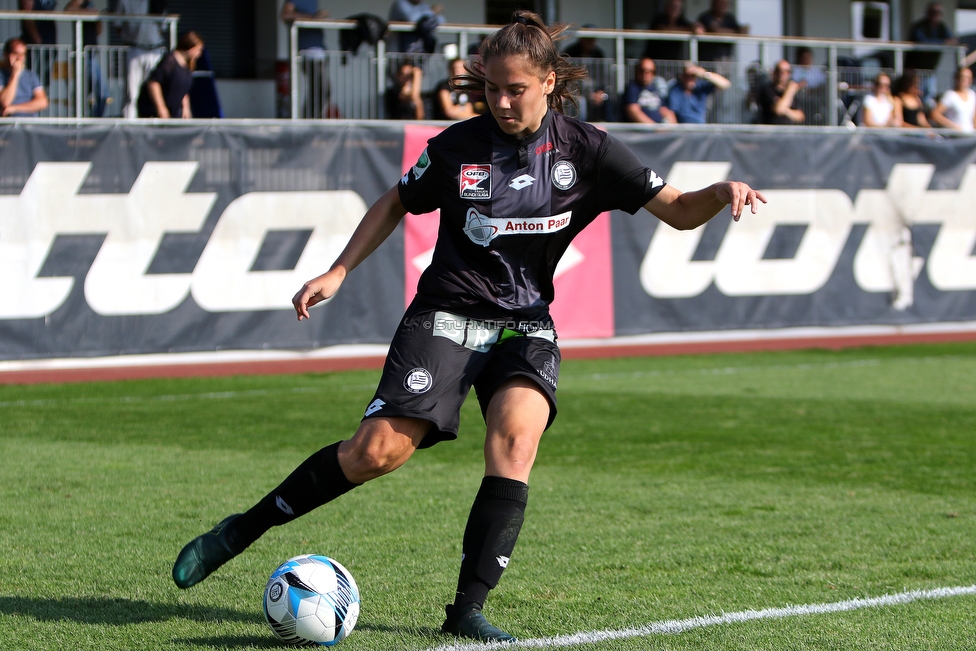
453 10 588 113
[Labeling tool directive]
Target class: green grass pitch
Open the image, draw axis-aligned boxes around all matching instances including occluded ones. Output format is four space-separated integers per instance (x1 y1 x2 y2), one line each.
1 342 975 650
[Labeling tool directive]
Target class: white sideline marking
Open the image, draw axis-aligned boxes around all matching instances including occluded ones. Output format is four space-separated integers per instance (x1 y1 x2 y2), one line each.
426 585 976 650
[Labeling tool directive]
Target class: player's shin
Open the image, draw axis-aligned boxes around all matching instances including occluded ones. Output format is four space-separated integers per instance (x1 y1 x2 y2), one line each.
453 475 529 609
225 441 361 553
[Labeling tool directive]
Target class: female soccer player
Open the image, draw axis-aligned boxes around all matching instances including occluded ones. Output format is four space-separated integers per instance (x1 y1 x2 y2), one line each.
173 11 765 643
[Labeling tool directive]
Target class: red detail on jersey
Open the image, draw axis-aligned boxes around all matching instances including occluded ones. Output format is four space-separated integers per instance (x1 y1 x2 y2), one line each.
535 142 554 155
459 164 491 199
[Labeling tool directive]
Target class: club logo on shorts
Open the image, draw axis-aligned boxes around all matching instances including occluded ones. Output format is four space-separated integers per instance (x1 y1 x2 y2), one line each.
460 164 491 199
403 368 433 394
551 160 577 190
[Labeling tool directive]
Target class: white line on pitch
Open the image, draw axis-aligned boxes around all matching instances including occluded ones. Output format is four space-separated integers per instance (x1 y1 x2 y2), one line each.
426 585 976 651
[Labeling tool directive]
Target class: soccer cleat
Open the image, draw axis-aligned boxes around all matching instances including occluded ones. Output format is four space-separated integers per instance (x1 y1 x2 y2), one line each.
172 514 241 589
441 603 517 644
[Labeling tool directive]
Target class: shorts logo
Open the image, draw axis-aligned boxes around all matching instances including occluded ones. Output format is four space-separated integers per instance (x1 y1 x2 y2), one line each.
538 353 559 386
460 164 491 199
404 368 433 394
364 398 385 417
551 160 577 190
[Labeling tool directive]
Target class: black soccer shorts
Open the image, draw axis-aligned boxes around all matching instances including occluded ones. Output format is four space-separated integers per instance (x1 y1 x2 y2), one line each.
361 306 560 448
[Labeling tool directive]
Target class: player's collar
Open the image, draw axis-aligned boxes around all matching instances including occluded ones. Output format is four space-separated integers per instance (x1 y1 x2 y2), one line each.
490 109 553 147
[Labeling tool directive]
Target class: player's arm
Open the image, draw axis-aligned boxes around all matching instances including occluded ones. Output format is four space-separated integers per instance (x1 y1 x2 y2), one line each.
644 181 766 230
293 185 407 320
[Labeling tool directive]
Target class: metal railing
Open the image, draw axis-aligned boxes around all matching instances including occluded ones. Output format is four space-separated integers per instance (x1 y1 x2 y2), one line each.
0 10 177 118
289 19 967 125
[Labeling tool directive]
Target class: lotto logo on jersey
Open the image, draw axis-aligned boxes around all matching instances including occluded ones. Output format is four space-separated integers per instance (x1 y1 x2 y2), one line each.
460 164 491 200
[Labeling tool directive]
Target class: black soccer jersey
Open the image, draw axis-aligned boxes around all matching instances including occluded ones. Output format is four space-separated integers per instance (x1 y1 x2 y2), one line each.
398 110 666 323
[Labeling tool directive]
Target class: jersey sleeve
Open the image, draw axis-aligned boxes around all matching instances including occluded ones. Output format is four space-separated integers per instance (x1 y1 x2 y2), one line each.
594 134 667 215
397 145 442 215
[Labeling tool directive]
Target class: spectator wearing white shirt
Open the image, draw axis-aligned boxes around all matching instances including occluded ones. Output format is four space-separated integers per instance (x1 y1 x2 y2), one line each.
861 72 896 127
930 67 976 133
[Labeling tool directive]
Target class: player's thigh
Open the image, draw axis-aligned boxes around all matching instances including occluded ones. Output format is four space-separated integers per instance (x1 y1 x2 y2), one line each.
483 377 551 483
338 416 430 483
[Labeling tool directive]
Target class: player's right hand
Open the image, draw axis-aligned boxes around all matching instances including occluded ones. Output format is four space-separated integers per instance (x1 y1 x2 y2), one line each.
292 272 341 321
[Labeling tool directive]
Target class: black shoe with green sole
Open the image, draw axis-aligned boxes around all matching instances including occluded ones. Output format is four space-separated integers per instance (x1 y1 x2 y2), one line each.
172 514 241 589
441 603 517 643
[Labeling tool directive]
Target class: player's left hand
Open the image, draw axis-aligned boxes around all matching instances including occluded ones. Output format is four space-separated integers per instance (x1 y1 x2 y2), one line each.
715 181 767 220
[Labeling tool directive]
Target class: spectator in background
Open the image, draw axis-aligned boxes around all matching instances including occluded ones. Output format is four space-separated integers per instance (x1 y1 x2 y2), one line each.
694 0 747 62
0 36 49 116
116 0 168 119
386 59 424 120
667 62 730 124
137 31 203 119
907 3 957 107
563 24 611 122
433 57 476 120
388 0 445 53
645 0 701 63
930 66 976 132
280 0 331 118
758 59 804 125
563 24 605 59
19 0 56 90
65 0 107 117
792 47 825 89
623 57 675 124
861 72 896 127
19 0 57 47
893 69 932 128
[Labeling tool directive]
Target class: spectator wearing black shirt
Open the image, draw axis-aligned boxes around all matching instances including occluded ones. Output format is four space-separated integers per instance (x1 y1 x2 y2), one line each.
137 31 203 118
758 59 804 125
433 58 477 120
644 0 702 62
695 0 747 62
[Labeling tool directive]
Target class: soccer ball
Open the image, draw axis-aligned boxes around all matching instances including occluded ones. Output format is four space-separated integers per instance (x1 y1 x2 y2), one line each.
263 554 361 646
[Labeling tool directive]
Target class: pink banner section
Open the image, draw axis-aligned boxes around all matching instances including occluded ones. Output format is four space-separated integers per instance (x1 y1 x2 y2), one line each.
400 124 614 339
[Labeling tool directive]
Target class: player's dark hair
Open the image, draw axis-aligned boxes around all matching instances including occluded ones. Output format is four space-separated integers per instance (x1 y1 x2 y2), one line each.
452 11 588 113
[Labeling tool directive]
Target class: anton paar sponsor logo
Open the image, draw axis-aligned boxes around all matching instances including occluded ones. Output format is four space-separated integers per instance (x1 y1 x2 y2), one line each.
460 164 491 199
462 208 573 247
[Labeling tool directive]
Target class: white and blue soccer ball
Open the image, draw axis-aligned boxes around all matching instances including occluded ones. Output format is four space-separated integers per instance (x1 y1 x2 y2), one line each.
263 554 361 647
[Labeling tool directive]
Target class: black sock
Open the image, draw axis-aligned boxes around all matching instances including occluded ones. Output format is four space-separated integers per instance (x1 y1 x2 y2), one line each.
453 476 529 610
224 442 359 553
